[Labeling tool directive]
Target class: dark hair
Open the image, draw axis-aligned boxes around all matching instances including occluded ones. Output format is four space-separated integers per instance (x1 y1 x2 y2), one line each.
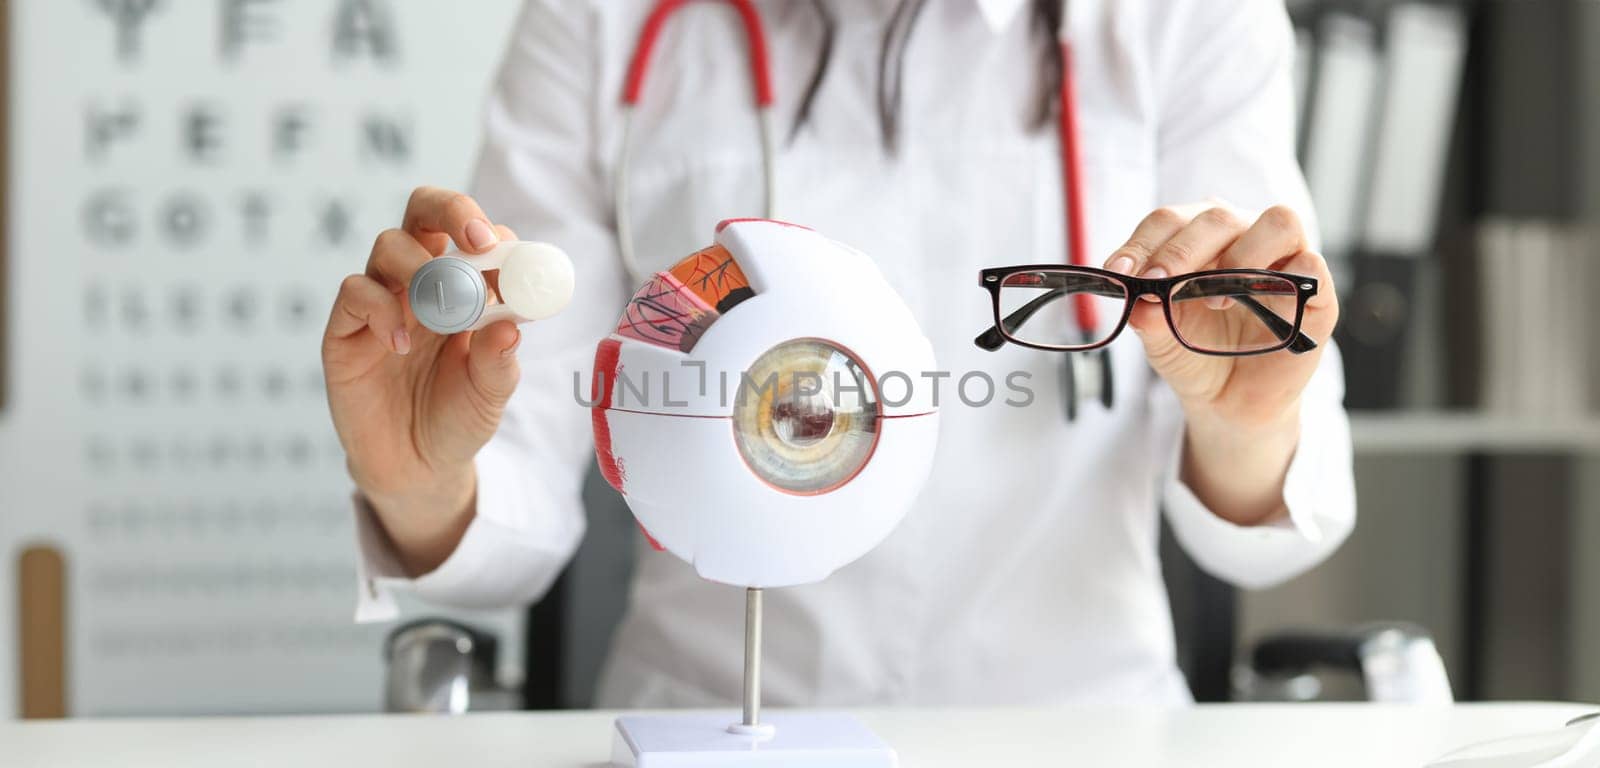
788 0 836 144
788 0 1067 150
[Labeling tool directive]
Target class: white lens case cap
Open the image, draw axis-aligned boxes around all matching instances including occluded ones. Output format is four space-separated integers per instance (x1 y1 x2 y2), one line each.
408 241 575 334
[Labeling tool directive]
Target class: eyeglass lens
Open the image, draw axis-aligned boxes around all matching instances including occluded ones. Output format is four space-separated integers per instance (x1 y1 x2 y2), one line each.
1167 273 1301 354
997 271 1127 349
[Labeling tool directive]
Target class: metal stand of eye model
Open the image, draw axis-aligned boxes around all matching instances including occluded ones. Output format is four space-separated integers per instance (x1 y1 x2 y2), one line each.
730 587 772 737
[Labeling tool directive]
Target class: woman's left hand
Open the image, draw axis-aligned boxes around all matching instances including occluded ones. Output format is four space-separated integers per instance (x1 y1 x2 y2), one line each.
1103 202 1339 523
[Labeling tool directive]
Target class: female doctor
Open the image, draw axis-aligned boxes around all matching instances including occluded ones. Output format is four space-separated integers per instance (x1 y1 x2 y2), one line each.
323 0 1352 706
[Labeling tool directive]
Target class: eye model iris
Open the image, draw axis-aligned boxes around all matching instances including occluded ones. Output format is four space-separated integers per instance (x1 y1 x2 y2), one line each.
732 339 880 495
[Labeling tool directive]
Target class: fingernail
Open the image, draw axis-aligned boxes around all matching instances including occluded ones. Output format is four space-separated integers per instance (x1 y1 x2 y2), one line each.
465 219 498 250
392 328 411 355
500 329 522 358
1107 255 1135 274
1137 267 1168 302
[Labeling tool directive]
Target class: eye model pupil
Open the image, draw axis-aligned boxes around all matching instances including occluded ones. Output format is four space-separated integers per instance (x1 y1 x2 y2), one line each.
732 339 882 495
771 390 836 448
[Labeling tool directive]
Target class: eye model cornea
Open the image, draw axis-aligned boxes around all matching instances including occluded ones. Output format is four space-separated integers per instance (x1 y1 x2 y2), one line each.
731 339 882 496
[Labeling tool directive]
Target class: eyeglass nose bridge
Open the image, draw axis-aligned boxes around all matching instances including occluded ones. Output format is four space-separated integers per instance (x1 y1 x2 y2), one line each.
1114 275 1173 301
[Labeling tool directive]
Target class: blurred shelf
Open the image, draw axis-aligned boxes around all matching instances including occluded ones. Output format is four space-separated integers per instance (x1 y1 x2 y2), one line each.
1350 411 1600 455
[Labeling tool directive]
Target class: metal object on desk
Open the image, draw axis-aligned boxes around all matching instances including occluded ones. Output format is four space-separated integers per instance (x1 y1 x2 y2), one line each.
384 619 512 714
1235 621 1453 704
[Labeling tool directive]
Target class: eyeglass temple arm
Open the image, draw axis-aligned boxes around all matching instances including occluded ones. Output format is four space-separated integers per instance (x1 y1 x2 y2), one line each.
1172 282 1317 354
973 288 1057 350
976 281 1318 354
1245 296 1316 353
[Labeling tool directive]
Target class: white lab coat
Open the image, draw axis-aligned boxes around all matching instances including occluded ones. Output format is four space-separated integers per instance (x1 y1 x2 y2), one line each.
355 0 1355 707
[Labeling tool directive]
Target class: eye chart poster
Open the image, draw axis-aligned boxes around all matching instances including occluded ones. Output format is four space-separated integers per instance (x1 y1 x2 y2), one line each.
2 0 525 715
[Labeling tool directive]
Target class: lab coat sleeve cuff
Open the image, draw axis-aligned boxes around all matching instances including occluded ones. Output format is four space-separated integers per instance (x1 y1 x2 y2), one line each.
1161 395 1356 590
352 494 403 623
351 447 585 622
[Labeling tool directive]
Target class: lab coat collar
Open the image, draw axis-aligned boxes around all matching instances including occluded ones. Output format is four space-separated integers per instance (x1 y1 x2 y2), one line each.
973 0 1029 33
862 0 1029 35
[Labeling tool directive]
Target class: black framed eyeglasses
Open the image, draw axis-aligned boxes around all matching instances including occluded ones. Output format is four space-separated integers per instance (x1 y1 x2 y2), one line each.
974 265 1320 356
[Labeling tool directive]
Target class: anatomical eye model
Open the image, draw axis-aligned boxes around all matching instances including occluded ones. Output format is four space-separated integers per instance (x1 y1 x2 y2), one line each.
590 219 939 765
591 219 938 586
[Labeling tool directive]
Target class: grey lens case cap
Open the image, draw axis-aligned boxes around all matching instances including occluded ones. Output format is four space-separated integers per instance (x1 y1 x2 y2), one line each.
409 256 487 335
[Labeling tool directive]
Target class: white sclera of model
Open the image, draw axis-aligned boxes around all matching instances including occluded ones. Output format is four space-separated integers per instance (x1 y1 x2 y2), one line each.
593 219 940 766
407 241 575 335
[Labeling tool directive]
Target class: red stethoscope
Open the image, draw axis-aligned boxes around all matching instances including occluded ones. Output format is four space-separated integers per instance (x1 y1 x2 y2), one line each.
615 0 1113 421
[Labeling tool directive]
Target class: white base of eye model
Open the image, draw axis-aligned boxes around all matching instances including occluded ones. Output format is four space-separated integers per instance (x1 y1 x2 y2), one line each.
611 712 898 767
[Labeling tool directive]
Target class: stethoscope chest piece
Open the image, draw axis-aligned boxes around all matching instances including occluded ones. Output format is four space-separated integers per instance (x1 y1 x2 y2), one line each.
1062 348 1114 421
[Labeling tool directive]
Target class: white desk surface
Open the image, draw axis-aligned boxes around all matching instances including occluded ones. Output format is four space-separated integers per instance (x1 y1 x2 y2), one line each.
7 702 1596 767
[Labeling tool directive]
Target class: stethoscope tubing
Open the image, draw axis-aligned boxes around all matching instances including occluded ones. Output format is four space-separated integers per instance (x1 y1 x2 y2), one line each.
615 0 776 285
616 1 1100 352
618 0 1107 419
615 2 1090 290
615 106 776 286
1055 38 1096 331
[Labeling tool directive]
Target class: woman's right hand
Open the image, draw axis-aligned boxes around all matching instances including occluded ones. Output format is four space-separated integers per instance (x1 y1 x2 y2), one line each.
322 187 522 576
